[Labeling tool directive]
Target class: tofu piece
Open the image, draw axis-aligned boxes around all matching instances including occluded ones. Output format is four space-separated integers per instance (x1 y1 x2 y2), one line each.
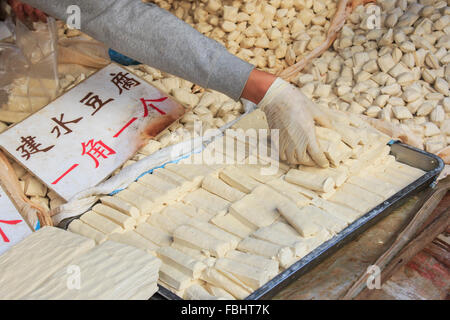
182 188 231 217
329 189 373 213
252 226 309 258
268 178 318 199
147 211 179 233
237 163 284 184
92 204 136 230
100 196 140 218
298 165 348 187
298 205 348 234
157 246 206 279
389 161 425 179
114 189 154 215
219 166 262 193
187 219 240 248
162 206 193 225
159 263 195 291
184 284 222 300
128 182 172 209
0 227 95 299
339 183 384 207
237 237 294 268
164 163 211 184
285 169 335 193
276 200 322 237
80 211 124 234
210 214 255 238
347 175 396 199
200 267 251 300
311 197 361 223
171 242 210 262
173 225 232 257
23 241 160 300
108 230 159 253
138 173 178 195
225 250 279 277
68 219 107 244
229 194 279 229
205 284 236 300
202 175 245 202
170 202 198 217
215 258 270 290
153 168 198 193
135 222 173 247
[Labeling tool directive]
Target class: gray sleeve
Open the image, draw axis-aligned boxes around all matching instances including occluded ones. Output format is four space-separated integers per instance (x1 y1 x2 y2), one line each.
23 0 254 101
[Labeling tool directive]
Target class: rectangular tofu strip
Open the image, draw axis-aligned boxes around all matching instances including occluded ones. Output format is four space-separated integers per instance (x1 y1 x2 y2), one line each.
347 175 396 199
152 168 198 193
339 183 384 207
219 166 262 193
210 214 255 238
182 188 231 217
100 196 140 218
237 163 284 184
80 211 124 235
165 163 213 183
92 204 137 230
68 219 107 244
171 242 210 262
173 225 231 258
229 194 279 229
170 202 198 218
157 246 206 279
183 284 221 300
23 241 160 300
187 219 240 248
215 258 271 291
299 205 348 234
129 181 173 208
108 230 159 254
285 169 335 193
159 262 193 291
202 175 245 202
114 189 154 215
311 197 361 223
0 227 95 299
135 222 173 247
237 237 294 268
225 250 279 277
329 190 372 213
205 284 236 300
252 226 309 258
200 268 251 300
276 200 322 237
268 178 317 200
147 212 177 233
298 165 348 187
162 206 193 225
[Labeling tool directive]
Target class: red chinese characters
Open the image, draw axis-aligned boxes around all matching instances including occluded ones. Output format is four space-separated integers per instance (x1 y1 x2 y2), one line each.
0 219 22 243
140 97 168 116
81 139 116 168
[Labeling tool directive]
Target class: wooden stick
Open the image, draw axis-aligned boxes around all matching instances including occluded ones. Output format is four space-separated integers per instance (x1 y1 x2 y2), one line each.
341 180 450 299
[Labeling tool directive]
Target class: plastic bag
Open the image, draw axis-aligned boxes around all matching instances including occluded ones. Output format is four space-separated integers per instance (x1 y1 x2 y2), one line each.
0 17 59 119
58 36 110 69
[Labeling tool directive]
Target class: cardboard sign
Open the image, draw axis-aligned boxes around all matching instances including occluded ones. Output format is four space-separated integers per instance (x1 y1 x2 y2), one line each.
0 64 185 200
0 185 32 256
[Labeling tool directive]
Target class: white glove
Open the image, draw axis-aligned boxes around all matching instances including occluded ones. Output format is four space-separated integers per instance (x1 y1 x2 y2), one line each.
258 78 330 167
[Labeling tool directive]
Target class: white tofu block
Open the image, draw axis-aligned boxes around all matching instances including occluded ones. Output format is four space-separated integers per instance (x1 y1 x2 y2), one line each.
157 246 206 279
285 169 335 193
237 237 294 268
173 225 231 258
160 262 194 291
184 284 222 300
182 188 231 217
108 230 159 254
210 214 255 239
115 189 154 215
187 219 240 249
128 182 172 208
252 226 309 258
80 211 124 235
202 175 245 202
205 284 236 300
276 200 322 237
339 183 384 207
24 241 160 300
0 227 95 299
215 258 270 290
237 163 284 184
347 175 396 199
225 250 279 277
162 206 193 225
298 205 348 234
135 222 173 247
229 194 279 229
170 202 198 217
298 165 348 187
171 242 210 262
153 168 198 193
68 219 107 244
92 204 136 230
200 267 251 300
219 166 262 193
311 197 361 223
100 196 140 218
268 178 317 200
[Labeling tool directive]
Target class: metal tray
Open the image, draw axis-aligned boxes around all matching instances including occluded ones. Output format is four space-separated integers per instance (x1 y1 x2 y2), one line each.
151 141 444 300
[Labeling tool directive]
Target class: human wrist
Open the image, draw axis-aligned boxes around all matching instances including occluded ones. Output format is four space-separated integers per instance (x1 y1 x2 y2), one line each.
240 69 277 104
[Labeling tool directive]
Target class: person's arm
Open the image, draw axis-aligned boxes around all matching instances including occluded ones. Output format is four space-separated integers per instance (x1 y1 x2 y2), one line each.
22 0 254 101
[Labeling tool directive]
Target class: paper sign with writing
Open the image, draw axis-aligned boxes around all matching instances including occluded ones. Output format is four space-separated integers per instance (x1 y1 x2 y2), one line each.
0 63 185 200
0 185 32 256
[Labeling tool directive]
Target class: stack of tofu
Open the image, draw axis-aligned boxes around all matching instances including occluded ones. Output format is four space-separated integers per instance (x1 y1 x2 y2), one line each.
65 111 426 300
0 227 161 300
